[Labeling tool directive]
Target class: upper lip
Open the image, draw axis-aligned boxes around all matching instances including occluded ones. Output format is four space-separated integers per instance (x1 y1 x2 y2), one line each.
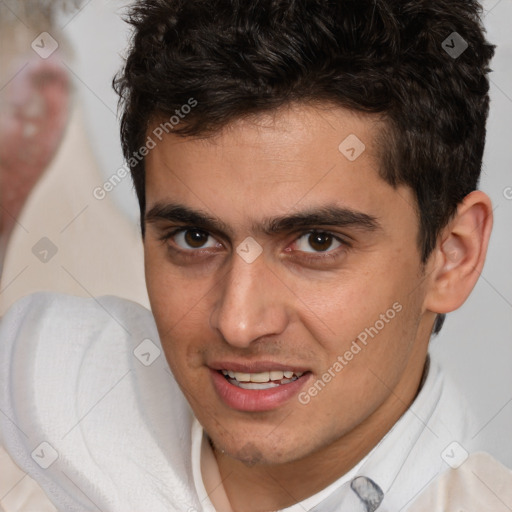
208 360 310 374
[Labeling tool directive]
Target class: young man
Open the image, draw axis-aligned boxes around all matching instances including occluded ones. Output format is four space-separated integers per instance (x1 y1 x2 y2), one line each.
1 0 511 511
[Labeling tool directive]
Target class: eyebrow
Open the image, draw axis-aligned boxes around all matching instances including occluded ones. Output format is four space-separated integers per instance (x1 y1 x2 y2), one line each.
144 203 381 236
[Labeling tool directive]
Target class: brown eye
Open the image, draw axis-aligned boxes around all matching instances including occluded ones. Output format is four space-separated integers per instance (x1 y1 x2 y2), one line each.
184 229 209 248
172 229 218 250
308 232 334 252
293 231 342 253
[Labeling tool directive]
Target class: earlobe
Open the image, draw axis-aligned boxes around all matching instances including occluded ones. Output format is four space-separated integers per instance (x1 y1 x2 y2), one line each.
424 190 493 314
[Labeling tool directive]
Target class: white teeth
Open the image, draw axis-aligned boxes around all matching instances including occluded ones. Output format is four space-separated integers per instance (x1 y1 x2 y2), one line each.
221 369 305 384
233 372 251 382
238 382 280 390
250 371 271 383
269 370 284 381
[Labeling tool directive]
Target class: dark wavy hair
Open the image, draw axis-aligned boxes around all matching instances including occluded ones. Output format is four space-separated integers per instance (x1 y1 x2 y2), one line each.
114 0 495 334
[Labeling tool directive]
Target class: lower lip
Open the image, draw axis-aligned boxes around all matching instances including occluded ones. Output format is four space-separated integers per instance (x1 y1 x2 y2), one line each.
210 369 311 412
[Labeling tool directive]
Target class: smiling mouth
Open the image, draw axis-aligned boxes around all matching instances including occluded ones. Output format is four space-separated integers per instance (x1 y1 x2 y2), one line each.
219 369 306 390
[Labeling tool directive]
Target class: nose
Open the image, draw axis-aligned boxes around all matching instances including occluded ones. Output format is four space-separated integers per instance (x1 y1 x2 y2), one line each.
210 254 289 348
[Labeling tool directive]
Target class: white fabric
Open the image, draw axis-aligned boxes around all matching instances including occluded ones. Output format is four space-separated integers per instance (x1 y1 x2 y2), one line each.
0 293 198 512
408 452 512 511
0 292 510 511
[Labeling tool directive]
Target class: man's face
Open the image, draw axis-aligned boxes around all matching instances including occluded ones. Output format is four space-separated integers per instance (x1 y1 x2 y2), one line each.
144 104 434 467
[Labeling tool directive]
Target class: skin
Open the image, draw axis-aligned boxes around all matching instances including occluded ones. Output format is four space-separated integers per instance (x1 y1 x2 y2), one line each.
0 27 70 258
144 103 492 511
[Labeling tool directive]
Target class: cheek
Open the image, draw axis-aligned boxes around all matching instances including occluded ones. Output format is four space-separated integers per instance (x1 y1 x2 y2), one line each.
294 256 423 377
288 270 399 346
144 244 214 368
297 296 422 440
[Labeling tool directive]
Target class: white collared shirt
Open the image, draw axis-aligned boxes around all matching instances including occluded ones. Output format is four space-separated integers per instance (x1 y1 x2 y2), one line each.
189 354 484 511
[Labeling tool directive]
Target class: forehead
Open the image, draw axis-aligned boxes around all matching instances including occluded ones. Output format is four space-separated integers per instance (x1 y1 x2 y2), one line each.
144 103 412 229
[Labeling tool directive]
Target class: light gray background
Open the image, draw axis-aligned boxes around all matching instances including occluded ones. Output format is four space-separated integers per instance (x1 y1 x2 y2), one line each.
61 0 512 464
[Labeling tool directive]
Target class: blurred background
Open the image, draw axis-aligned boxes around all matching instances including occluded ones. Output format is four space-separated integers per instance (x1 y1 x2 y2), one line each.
0 0 510 486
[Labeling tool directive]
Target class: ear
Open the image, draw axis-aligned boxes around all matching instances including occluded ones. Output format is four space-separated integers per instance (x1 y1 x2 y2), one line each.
424 190 493 314
0 56 70 237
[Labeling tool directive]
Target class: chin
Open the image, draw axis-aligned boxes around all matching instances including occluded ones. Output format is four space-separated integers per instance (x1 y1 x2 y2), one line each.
208 424 310 467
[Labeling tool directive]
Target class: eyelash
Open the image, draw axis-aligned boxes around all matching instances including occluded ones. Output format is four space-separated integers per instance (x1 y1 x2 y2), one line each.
158 227 351 264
